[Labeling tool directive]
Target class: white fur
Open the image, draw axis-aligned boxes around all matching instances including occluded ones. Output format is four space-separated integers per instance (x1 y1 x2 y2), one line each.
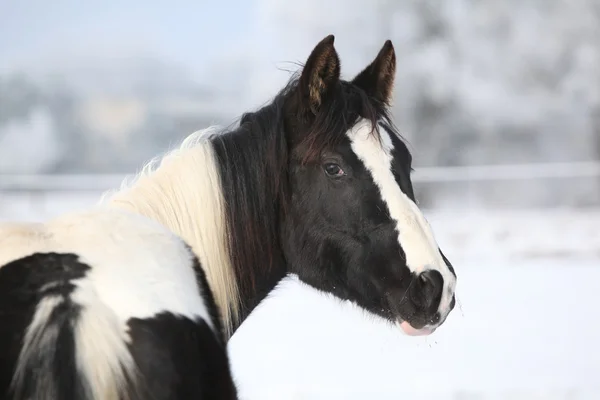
51 208 215 328
346 119 457 323
104 127 240 337
72 285 138 400
0 208 216 328
11 296 64 398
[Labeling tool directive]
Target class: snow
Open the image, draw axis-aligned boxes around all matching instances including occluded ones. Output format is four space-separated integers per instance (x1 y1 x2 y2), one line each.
1 191 599 399
230 264 600 399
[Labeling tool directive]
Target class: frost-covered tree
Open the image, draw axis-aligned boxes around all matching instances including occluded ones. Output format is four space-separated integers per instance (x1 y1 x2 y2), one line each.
250 0 600 208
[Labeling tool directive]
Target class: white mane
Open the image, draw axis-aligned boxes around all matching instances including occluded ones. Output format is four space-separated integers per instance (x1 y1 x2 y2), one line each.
102 126 240 337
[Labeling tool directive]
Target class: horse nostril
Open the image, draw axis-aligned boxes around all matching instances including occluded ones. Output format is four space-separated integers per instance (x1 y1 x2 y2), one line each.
418 270 444 310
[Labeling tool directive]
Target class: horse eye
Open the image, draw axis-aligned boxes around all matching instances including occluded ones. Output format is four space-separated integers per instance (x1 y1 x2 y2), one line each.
323 163 345 177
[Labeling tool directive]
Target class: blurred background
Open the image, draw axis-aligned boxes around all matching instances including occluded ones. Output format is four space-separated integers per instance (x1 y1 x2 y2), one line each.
1 0 599 398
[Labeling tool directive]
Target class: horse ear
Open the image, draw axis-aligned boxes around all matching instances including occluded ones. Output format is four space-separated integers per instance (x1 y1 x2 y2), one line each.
298 34 341 115
352 40 396 105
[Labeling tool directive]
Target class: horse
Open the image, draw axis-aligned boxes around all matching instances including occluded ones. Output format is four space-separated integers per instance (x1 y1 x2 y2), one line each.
0 35 457 399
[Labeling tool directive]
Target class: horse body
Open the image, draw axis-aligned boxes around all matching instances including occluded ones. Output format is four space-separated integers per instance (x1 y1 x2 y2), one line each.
0 207 236 399
0 35 458 399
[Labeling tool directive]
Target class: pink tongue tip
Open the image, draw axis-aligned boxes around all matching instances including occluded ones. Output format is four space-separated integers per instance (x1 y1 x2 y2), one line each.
399 320 435 336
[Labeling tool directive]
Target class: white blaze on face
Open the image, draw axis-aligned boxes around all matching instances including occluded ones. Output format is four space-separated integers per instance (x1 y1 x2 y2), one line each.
346 119 456 320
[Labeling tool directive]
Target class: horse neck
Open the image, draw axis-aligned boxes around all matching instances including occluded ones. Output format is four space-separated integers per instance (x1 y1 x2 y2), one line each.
210 124 289 331
105 125 289 337
105 136 241 337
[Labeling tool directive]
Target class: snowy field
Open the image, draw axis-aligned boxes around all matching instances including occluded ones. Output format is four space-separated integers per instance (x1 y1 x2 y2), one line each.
1 191 599 399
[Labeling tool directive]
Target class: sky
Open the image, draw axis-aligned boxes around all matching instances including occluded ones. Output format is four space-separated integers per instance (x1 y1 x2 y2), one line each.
0 0 255 74
0 0 384 79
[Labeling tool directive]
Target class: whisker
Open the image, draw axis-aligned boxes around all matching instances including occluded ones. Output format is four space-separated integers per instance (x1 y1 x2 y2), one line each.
456 296 465 318
398 274 417 306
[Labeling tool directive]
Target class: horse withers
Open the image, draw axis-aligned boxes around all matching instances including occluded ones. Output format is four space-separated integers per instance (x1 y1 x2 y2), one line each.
0 35 456 399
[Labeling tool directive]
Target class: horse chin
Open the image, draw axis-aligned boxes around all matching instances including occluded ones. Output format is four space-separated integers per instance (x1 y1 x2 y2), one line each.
396 320 436 337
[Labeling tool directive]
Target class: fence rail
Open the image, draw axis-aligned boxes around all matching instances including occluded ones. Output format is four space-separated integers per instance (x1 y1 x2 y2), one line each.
1 161 600 192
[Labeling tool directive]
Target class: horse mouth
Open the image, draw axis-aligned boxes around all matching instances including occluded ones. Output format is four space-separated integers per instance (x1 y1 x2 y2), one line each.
396 320 436 336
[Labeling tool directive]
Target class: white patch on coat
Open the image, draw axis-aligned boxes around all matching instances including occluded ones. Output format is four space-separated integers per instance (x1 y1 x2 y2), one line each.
47 207 215 329
11 296 65 399
346 119 456 320
72 286 138 399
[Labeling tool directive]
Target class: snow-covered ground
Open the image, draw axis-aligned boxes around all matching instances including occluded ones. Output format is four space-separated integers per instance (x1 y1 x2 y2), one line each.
231 264 600 400
1 191 599 399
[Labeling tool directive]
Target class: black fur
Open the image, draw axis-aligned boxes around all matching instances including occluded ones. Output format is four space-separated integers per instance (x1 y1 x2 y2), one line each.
185 244 229 346
127 313 237 400
0 253 90 400
213 35 457 333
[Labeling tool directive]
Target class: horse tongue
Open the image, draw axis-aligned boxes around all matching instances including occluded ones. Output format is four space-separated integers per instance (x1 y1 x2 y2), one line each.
399 320 434 336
